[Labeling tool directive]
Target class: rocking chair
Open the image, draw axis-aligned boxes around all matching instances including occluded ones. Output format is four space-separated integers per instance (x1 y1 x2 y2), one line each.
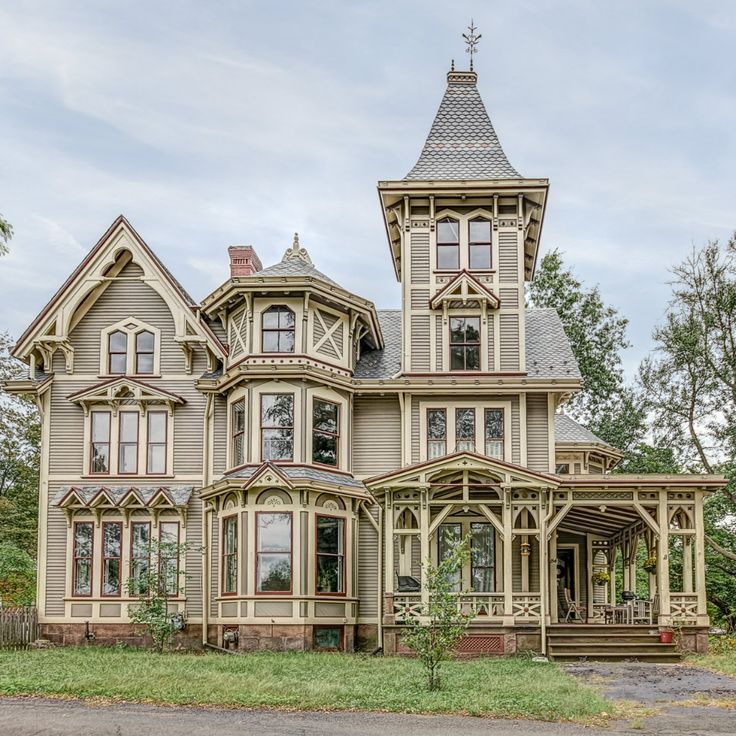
563 587 584 622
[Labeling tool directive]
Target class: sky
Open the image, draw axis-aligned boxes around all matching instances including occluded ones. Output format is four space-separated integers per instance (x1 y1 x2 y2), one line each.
1 0 735 376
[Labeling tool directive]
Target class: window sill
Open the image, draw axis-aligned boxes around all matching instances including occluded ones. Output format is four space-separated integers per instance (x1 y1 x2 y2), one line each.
97 374 161 380
80 474 175 481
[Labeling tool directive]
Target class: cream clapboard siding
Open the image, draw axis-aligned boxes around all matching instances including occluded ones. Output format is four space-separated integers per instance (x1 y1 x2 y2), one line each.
212 394 228 477
526 393 549 473
499 288 519 308
512 536 540 591
357 506 379 619
45 498 67 616
435 315 443 371
510 394 521 465
210 513 219 617
352 397 401 477
487 316 495 371
69 261 187 375
410 315 430 371
498 231 518 283
410 290 429 309
48 383 85 475
410 233 430 284
184 493 203 617
166 381 208 475
499 313 520 371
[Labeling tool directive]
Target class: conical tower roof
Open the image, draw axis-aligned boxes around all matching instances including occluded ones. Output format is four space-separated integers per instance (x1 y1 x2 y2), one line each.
405 70 520 180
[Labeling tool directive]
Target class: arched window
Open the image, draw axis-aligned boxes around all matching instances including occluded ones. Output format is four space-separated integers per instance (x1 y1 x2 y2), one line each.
108 331 128 374
262 306 295 353
135 330 155 374
437 218 460 270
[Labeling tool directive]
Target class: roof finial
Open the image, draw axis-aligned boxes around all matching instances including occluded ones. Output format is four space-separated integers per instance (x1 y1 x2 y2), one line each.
292 232 300 253
463 18 481 71
282 231 313 264
451 58 455 72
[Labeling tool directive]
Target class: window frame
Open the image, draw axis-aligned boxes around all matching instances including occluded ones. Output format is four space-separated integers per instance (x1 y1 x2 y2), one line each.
72 521 94 597
315 514 346 597
436 217 460 271
261 305 296 354
231 398 246 468
146 410 168 475
260 393 295 462
100 319 161 377
469 521 495 593
449 316 481 372
255 511 293 596
426 408 447 459
101 521 123 598
135 330 155 374
108 331 128 374
483 408 504 459
158 520 181 597
90 410 112 475
312 399 340 468
454 408 476 453
118 410 139 475
468 217 493 270
313 625 344 651
130 520 151 596
221 514 238 596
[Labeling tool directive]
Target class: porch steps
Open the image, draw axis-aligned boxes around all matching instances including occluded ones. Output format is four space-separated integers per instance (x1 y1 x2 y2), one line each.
547 625 681 663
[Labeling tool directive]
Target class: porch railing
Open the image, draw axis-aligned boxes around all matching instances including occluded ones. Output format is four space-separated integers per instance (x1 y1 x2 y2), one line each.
670 593 698 623
391 593 542 623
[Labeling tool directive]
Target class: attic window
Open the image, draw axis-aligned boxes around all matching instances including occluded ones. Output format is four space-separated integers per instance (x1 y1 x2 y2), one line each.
101 319 160 376
108 331 128 374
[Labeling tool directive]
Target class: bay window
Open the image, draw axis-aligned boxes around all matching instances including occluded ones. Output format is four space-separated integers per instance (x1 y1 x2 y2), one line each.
455 408 475 452
222 515 238 595
261 394 294 461
73 522 94 596
256 512 292 593
312 399 339 466
231 399 246 467
469 218 492 269
146 411 167 474
90 411 111 474
262 306 296 353
316 516 344 595
437 218 460 269
159 521 180 596
427 409 447 458
449 317 481 371
101 522 122 596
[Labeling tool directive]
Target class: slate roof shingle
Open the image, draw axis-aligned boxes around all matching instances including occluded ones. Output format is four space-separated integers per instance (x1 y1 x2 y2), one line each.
354 310 402 379
255 256 341 288
51 486 195 507
405 72 520 180
555 414 618 451
225 464 367 490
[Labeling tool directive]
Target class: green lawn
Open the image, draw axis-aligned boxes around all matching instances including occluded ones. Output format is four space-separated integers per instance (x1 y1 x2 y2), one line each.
0 647 610 721
692 650 736 677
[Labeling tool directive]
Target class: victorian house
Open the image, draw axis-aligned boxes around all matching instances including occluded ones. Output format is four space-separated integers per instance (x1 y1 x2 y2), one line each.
4 64 723 658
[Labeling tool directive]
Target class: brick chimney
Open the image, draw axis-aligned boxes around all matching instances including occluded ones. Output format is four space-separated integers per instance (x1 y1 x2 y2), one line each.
228 246 262 277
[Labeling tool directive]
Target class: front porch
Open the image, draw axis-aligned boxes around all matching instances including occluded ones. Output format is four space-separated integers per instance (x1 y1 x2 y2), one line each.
366 453 724 656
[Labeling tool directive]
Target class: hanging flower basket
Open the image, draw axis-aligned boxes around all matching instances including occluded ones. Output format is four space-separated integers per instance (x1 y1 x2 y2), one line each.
591 571 611 586
643 555 657 574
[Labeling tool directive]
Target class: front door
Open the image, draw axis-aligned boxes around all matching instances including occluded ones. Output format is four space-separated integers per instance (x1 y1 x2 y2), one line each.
557 548 577 600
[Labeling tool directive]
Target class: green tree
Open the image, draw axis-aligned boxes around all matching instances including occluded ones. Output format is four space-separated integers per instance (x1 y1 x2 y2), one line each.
640 235 736 629
126 536 190 652
0 542 36 606
402 533 474 691
0 214 12 256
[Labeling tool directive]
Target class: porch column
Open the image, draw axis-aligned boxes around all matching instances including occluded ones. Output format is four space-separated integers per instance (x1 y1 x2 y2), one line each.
419 486 430 610
609 544 617 606
385 490 394 592
694 490 709 624
549 530 558 623
682 536 693 593
656 492 671 625
502 487 514 624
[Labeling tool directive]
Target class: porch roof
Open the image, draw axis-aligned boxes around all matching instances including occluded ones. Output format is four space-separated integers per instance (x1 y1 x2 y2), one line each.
559 474 726 489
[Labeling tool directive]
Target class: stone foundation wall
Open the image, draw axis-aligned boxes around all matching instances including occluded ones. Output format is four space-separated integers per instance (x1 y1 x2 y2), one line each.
218 624 356 652
41 623 211 649
677 627 709 654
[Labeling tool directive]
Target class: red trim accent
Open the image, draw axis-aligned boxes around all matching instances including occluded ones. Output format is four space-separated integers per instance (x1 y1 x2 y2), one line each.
255 511 293 596
101 521 123 597
314 514 347 597
221 514 238 596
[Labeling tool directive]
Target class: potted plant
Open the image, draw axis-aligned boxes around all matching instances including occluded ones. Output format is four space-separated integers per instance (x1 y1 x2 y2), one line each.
659 626 674 644
643 554 657 574
591 570 611 586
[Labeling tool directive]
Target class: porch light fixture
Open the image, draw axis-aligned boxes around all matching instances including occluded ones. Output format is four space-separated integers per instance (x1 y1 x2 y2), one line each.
520 541 531 557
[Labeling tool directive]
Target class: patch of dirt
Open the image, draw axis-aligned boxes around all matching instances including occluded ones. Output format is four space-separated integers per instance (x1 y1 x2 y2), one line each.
565 662 736 703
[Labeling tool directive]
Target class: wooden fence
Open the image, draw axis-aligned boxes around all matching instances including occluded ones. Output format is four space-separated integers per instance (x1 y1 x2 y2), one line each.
0 607 39 649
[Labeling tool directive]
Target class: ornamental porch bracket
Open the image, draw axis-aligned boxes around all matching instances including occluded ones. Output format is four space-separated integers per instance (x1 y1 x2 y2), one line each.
633 502 660 536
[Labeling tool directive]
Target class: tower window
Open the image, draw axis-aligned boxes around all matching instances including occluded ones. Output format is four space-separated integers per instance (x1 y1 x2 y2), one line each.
312 399 339 466
469 219 492 269
262 306 296 353
261 394 294 461
427 409 447 459
484 408 504 459
449 317 481 370
437 219 460 270
231 399 246 467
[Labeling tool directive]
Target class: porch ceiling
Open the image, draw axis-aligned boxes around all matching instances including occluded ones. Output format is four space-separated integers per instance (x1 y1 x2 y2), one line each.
558 505 642 537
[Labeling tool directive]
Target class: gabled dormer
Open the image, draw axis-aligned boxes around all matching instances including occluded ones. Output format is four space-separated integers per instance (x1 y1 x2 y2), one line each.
377 67 548 376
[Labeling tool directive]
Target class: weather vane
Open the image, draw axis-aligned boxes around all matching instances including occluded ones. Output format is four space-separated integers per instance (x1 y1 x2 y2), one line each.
463 19 482 71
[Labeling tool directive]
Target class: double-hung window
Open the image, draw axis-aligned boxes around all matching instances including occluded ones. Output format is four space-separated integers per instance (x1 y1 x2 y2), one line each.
231 399 246 467
312 400 339 466
108 331 128 374
262 306 296 353
101 522 122 596
316 516 344 595
146 412 167 474
455 408 475 452
256 512 292 593
130 521 151 595
437 218 460 269
90 411 111 474
449 317 481 370
135 331 155 374
159 521 180 596
222 516 238 595
484 409 504 459
261 394 294 461
118 412 139 474
469 219 492 269
427 409 447 458
73 522 94 596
